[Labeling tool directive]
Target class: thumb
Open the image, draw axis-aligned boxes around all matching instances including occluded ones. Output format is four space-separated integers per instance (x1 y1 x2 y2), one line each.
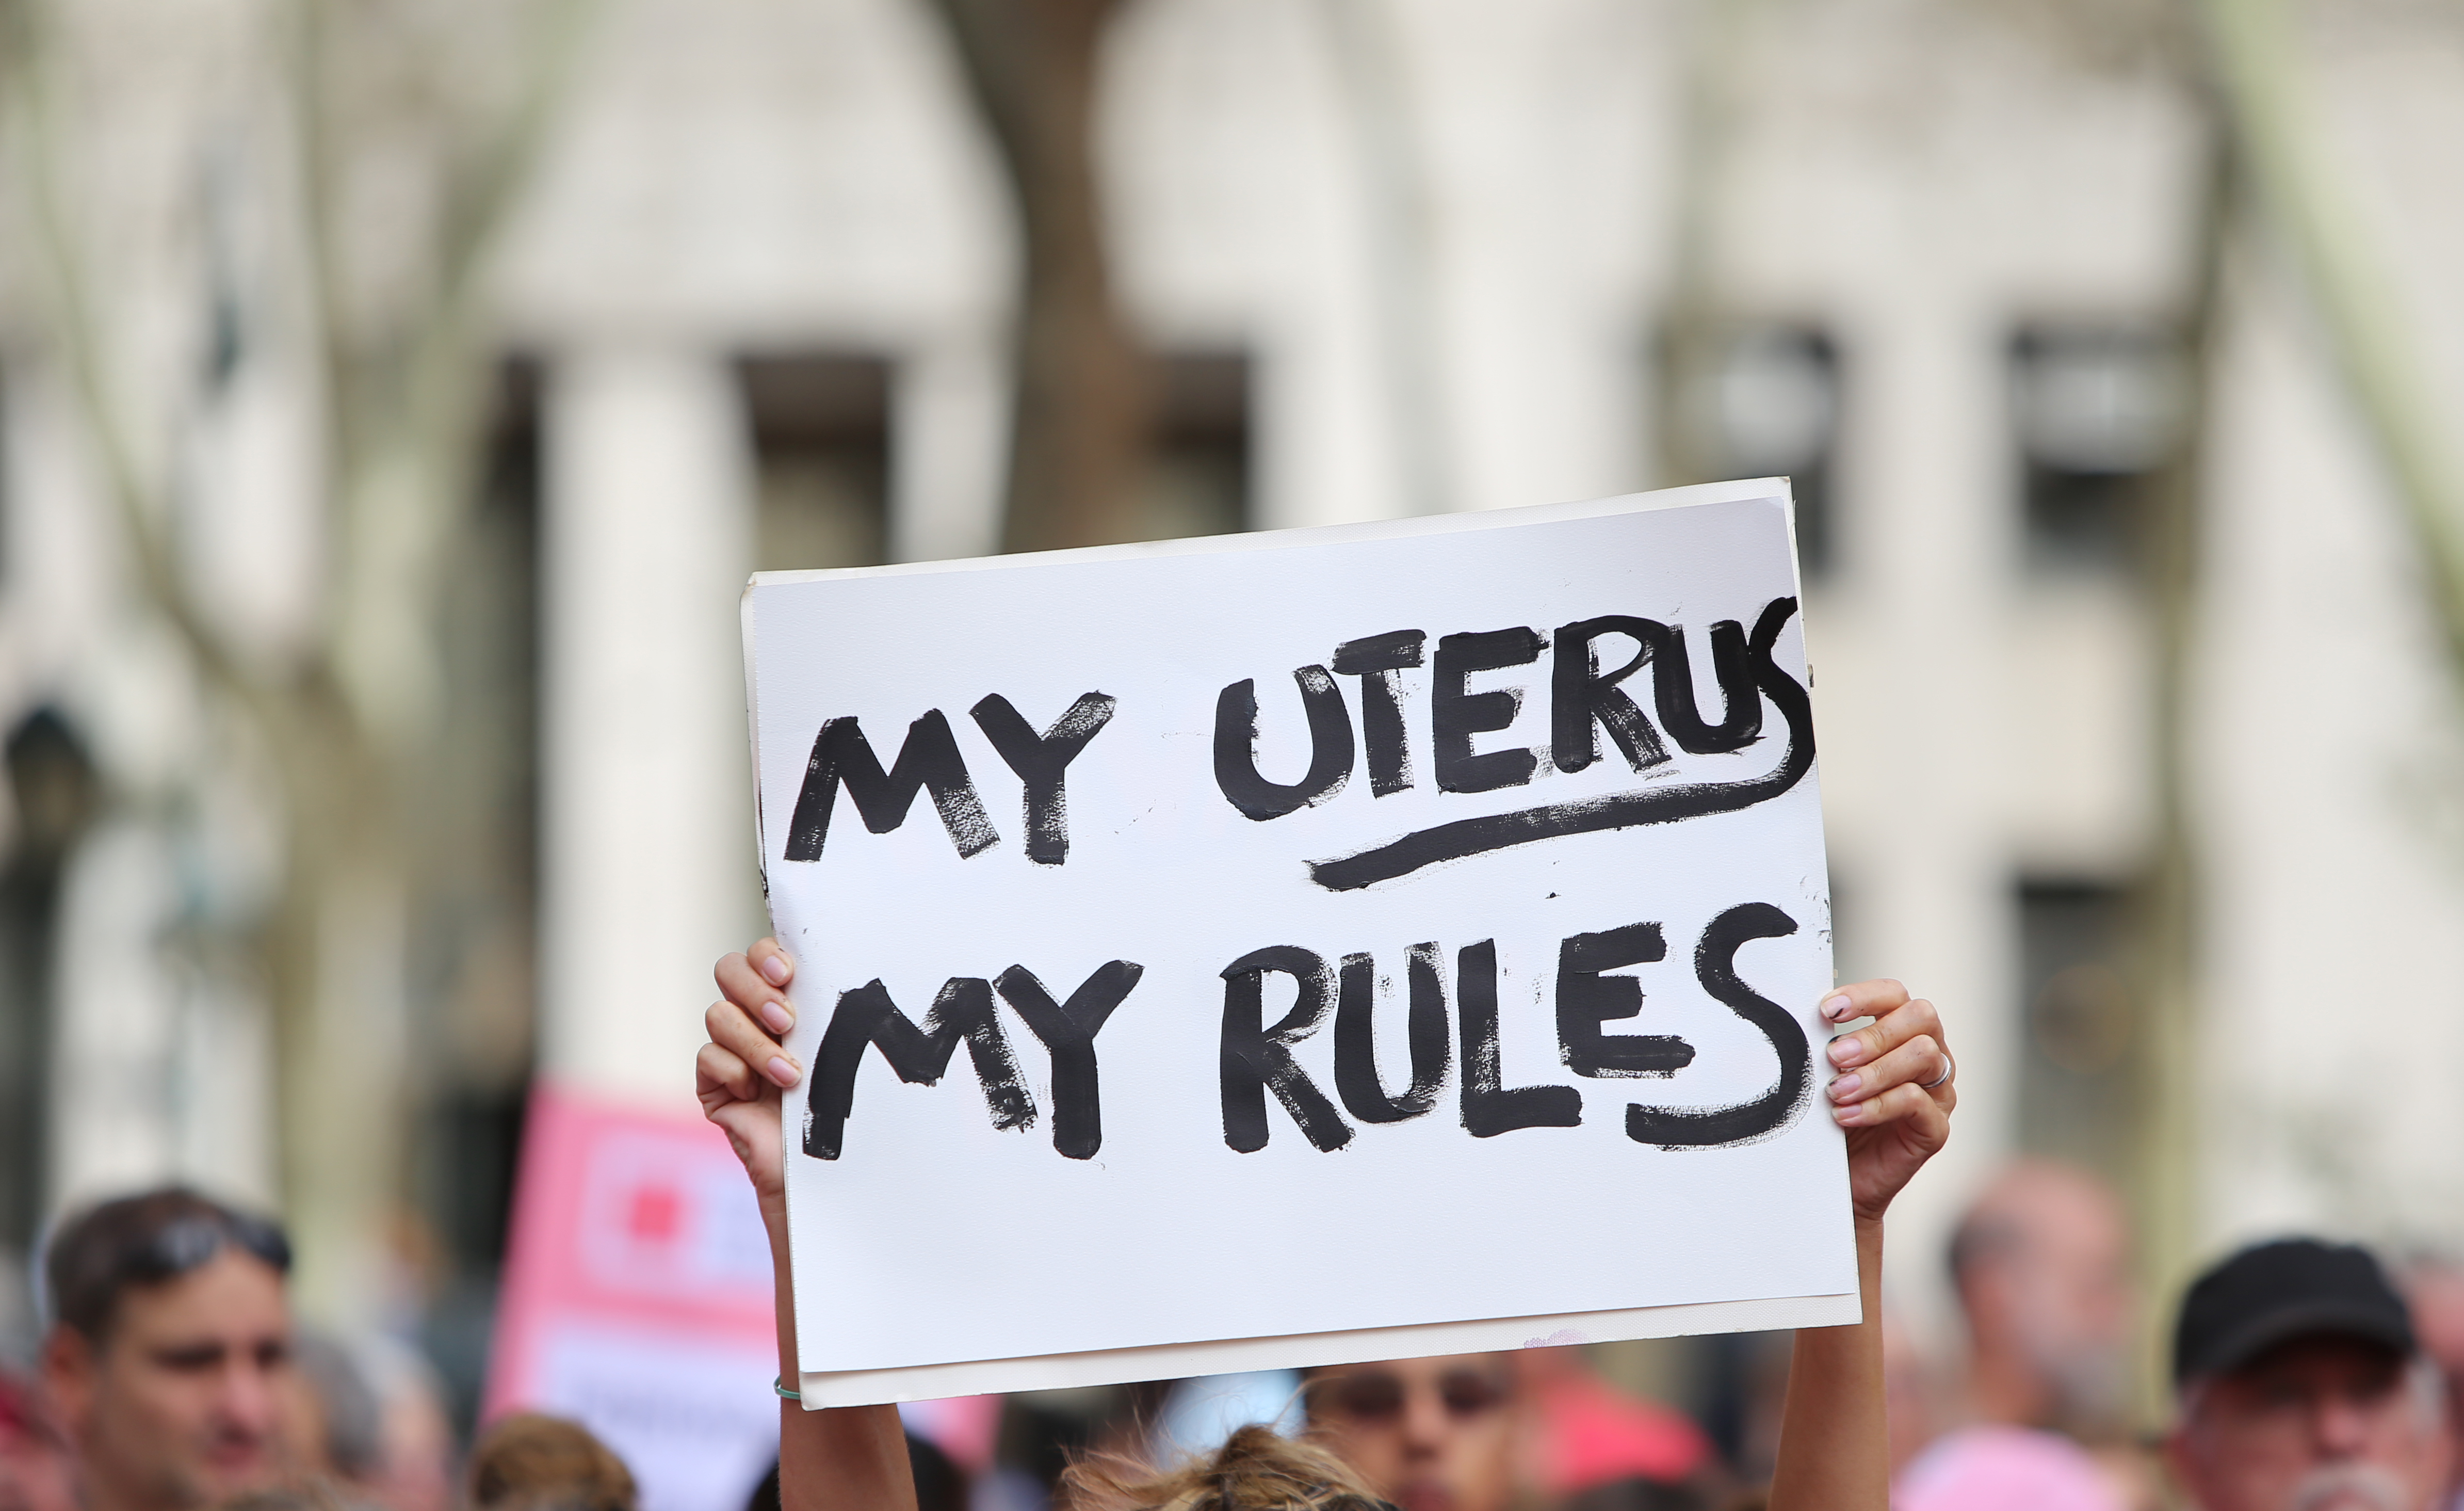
709 1095 786 1204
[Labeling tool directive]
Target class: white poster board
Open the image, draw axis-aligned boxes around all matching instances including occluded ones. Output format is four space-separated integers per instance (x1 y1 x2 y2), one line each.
743 479 1856 1407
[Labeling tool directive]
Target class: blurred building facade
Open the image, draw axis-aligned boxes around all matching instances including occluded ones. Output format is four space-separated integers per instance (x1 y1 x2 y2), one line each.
3 0 2462 1405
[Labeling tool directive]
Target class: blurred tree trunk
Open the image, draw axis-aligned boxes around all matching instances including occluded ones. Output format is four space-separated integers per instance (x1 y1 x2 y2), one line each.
2196 0 2464 689
926 0 1153 552
2127 123 2234 1400
2141 0 2464 1389
1 0 591 1317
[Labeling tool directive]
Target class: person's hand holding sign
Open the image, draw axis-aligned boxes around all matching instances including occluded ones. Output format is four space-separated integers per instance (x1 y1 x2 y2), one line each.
698 939 802 1221
699 941 916 1511
1767 976 1955 1511
701 939 1953 1511
710 486 1955 1511
1818 977 1954 1226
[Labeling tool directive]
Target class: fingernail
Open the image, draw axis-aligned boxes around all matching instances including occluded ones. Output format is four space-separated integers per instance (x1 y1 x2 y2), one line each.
760 954 791 985
767 1056 800 1088
1822 993 1853 1021
1834 1102 1861 1126
1828 1037 1861 1067
760 1001 794 1035
1829 1073 1861 1101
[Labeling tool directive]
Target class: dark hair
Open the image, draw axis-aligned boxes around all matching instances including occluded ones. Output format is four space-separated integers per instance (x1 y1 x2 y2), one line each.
1944 1207 2027 1287
42 1187 293 1341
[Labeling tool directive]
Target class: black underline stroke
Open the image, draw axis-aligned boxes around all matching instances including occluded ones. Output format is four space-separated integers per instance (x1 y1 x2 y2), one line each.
1306 600 1812 892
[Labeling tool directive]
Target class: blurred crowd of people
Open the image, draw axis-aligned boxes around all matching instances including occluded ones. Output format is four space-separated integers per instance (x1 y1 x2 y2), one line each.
3 1177 2460 1511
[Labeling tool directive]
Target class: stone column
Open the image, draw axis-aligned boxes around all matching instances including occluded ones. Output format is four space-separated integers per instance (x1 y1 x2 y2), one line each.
1819 294 2019 1343
540 347 759 1110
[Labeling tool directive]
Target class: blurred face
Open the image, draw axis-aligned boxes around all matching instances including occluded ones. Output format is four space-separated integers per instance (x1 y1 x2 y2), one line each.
1307 1355 1518 1511
41 1251 296 1511
2022 1198 2132 1351
2015 1208 2134 1422
1969 1178 2136 1428
2167 1338 2452 1511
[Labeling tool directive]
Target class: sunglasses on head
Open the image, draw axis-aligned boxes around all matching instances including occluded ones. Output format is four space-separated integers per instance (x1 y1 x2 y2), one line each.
1319 1367 1512 1424
134 1213 292 1283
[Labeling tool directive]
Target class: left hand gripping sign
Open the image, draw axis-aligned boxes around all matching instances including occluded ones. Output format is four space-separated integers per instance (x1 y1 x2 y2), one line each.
744 480 1858 1404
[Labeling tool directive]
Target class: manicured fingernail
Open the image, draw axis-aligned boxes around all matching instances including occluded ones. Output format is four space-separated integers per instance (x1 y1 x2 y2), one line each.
1829 1073 1861 1101
767 1056 800 1088
760 954 791 985
1828 1037 1862 1067
760 1001 794 1035
1834 1102 1861 1126
1822 993 1854 1021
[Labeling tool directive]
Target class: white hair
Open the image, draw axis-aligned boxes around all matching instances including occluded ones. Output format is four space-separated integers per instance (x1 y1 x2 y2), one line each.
2283 1461 2410 1511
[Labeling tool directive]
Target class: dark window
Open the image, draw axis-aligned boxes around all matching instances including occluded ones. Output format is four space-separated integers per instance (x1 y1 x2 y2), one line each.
1669 326 1842 577
1714 329 1839 574
2015 878 2138 1182
738 356 892 572
1136 351 1251 541
2010 324 2186 573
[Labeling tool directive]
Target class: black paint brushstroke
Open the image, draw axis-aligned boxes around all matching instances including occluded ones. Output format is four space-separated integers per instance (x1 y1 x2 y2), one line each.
1219 945 1352 1152
1556 921 1694 1078
1456 939 1582 1137
1213 667 1355 820
1332 946 1449 1124
802 977 1033 1161
1332 630 1426 798
994 959 1143 1159
784 710 999 863
1653 618 1762 754
1432 626 1546 795
1307 598 1807 891
1624 902 1812 1149
970 692 1117 865
1551 617 1673 775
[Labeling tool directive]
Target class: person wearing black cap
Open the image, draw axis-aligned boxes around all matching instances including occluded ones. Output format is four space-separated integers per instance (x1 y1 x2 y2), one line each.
2165 1239 2452 1511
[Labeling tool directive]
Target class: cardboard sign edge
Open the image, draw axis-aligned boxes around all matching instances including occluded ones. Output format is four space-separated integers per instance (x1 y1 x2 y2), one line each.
751 476 1836 1394
795 1291 1859 1408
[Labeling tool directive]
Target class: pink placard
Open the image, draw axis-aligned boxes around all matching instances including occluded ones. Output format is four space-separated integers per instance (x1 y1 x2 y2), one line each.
484 1084 781 1511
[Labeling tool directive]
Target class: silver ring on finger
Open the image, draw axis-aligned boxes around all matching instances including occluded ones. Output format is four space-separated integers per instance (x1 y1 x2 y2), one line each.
1922 1052 1954 1090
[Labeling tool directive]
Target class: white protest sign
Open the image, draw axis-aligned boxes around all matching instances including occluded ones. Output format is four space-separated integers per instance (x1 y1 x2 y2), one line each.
743 479 1856 1407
